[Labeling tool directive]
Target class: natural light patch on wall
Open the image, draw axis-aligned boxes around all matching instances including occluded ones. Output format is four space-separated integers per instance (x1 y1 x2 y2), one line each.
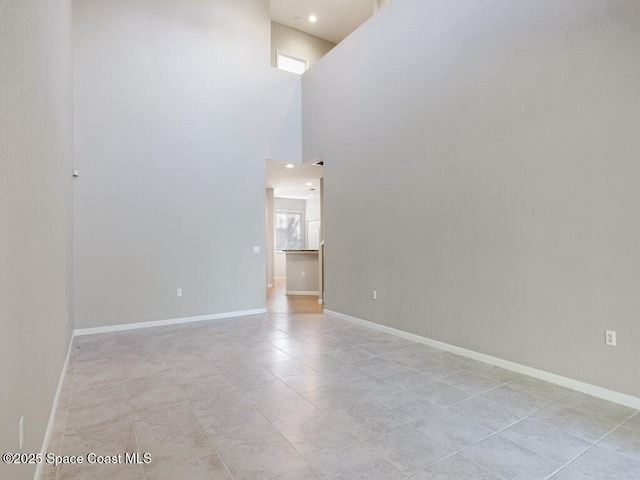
276 51 307 74
271 21 335 73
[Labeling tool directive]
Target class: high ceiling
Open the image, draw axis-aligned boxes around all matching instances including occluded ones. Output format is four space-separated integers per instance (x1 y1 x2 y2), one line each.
270 0 379 44
268 1 390 198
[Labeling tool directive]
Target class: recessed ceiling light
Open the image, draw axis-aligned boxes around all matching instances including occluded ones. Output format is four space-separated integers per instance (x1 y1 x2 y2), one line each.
308 14 317 23
294 16 301 22
285 163 295 169
306 182 312 186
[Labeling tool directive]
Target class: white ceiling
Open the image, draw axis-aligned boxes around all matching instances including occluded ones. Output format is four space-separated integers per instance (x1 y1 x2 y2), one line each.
267 159 323 199
271 0 377 44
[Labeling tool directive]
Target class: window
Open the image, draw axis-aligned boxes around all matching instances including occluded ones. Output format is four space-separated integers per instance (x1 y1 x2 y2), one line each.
276 211 302 250
276 51 307 75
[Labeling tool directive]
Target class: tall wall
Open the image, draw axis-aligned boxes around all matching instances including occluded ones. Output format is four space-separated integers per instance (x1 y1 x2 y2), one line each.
271 21 335 70
303 0 640 397
73 0 302 328
0 0 74 478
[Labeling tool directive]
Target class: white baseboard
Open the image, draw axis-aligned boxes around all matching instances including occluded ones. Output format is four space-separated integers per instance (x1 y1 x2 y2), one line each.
286 291 319 296
74 308 267 336
34 335 74 480
324 309 640 410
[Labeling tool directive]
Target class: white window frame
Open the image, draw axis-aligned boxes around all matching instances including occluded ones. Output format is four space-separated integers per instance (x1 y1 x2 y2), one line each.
275 210 303 252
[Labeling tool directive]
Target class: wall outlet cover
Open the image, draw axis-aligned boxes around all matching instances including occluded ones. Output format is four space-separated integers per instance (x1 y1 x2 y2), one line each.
605 330 617 346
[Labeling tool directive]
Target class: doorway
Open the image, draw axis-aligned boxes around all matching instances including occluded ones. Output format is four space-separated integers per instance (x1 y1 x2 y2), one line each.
266 158 324 313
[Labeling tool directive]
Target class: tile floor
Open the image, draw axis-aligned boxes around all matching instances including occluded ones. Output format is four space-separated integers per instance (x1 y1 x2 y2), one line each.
42 313 640 480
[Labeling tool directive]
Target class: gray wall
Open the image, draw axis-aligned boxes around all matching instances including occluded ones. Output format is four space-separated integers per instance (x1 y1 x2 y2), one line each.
73 0 302 328
303 0 640 397
0 0 74 477
271 21 335 70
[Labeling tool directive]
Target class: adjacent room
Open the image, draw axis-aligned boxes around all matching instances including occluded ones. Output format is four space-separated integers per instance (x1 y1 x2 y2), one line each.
267 158 324 314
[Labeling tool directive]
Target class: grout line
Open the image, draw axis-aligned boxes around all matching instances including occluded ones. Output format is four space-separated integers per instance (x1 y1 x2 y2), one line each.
113 333 147 480
200 373 314 478
422 450 497 479
183 394 237 480
541 442 598 480
539 411 640 478
52 313 640 480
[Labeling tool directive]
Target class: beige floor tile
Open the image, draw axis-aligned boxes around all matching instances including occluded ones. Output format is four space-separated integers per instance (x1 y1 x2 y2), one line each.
500 418 592 464
212 431 307 479
280 415 360 460
255 395 322 430
310 441 405 480
559 392 637 424
49 313 638 480
69 379 128 409
461 435 562 480
597 424 640 462
133 401 214 460
414 454 501 479
179 374 236 402
62 415 137 456
448 397 525 432
412 410 492 451
66 399 131 431
478 383 555 417
372 390 439 423
303 385 367 412
567 445 640 479
57 463 144 480
143 452 232 480
126 375 187 412
365 422 454 475
533 403 619 442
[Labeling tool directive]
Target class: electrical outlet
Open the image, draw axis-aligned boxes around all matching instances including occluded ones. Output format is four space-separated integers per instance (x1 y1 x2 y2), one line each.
372 290 377 300
177 289 183 297
19 416 24 450
605 330 616 346
65 312 69 326
301 271 305 277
